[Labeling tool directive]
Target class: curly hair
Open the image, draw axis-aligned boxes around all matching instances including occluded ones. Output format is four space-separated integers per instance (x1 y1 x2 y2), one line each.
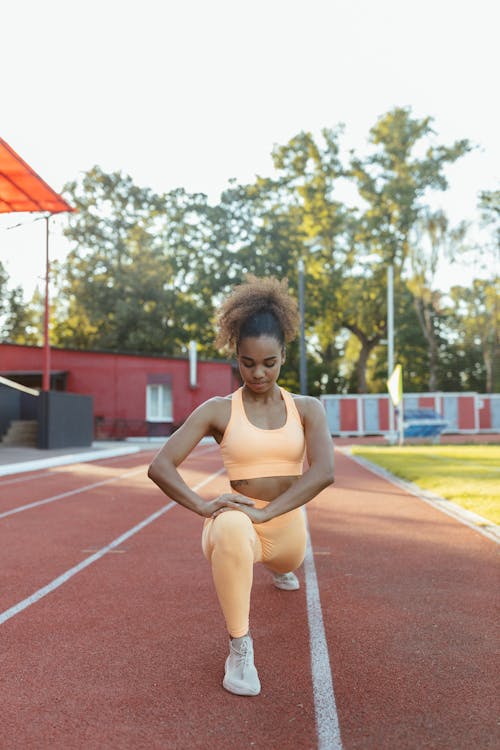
215 275 299 352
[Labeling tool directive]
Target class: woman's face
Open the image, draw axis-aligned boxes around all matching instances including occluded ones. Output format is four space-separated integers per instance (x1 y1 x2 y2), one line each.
237 335 285 394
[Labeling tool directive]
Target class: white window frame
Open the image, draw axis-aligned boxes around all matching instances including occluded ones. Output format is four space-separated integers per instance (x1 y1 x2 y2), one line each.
146 383 173 422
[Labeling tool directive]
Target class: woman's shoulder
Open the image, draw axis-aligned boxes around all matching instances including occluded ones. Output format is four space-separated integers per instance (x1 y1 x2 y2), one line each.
195 393 232 414
191 393 233 425
283 386 316 404
286 391 325 419
192 394 233 440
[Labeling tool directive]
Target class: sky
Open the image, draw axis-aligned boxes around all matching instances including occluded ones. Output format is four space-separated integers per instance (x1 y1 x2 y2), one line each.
1 0 499 297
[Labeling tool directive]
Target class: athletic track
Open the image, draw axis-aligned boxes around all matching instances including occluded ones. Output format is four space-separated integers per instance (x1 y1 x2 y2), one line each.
0 444 498 749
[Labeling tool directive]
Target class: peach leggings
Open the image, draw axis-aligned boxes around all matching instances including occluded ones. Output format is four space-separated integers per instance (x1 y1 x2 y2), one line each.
201 499 307 638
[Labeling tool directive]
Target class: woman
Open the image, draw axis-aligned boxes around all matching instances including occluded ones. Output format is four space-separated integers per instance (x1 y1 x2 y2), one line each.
148 276 334 696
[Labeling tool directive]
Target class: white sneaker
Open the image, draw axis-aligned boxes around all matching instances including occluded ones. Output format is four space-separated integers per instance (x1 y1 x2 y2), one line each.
223 635 261 696
272 571 300 591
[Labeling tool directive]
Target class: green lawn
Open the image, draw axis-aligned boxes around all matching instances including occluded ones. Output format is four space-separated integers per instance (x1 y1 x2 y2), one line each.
351 444 500 525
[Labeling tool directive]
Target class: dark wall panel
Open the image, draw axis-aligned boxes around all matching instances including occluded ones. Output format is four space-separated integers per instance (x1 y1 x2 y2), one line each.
0 386 21 438
38 392 93 449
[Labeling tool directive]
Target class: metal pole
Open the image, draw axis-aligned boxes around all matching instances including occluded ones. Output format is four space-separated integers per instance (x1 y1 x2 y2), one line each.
188 340 198 388
42 216 51 392
387 265 394 436
298 257 307 395
398 397 405 446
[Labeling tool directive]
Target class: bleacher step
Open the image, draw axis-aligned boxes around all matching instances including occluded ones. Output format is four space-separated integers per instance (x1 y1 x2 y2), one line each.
1 420 39 447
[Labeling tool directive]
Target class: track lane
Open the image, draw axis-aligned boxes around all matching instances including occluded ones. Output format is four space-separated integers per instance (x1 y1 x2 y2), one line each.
0 449 220 611
308 449 499 750
1 458 319 750
0 447 219 514
0 453 156 512
2 442 497 748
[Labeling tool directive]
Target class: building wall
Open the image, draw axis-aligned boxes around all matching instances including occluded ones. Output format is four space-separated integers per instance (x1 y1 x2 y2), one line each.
0 343 235 436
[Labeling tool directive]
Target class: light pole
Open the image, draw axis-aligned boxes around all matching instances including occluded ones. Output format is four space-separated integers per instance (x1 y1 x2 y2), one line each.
42 216 51 392
298 257 307 395
387 264 395 438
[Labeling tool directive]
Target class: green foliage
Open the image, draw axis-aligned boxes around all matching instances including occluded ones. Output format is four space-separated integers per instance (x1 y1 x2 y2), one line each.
446 279 500 393
9 107 492 398
406 209 469 390
0 261 41 344
369 282 429 392
478 188 500 251
55 167 228 356
350 107 472 266
341 107 472 391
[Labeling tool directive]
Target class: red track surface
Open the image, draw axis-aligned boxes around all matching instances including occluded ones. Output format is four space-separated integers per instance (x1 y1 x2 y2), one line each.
0 445 498 749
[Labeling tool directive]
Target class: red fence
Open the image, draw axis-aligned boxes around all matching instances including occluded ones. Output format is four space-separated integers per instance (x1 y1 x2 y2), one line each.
320 392 500 436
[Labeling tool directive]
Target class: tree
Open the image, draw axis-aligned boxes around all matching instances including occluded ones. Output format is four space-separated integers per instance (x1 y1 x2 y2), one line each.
406 210 468 390
218 128 350 393
18 113 482 400
447 280 500 393
340 262 388 392
0 260 9 326
345 107 472 390
369 282 430 392
0 261 40 344
478 188 500 253
55 167 228 356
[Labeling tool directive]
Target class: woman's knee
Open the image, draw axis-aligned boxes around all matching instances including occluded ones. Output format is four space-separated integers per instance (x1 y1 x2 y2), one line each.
211 510 256 555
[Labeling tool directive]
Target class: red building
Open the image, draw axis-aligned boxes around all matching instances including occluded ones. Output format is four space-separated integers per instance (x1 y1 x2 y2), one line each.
0 343 237 439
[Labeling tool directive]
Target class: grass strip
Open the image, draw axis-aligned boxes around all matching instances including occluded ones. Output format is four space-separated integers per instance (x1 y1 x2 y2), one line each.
351 444 500 525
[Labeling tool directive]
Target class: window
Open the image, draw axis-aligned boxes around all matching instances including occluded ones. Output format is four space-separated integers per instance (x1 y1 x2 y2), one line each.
146 383 173 422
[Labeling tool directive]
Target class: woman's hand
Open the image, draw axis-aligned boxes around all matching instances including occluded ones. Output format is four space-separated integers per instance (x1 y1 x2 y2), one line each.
203 492 257 518
204 493 267 523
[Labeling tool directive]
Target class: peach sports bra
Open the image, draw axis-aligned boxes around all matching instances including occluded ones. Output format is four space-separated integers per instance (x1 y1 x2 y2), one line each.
220 387 306 481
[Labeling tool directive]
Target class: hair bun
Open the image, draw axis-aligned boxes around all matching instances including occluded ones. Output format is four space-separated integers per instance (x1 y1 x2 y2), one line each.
215 275 299 352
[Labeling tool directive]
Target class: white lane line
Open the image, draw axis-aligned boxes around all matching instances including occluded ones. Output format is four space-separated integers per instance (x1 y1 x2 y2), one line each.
303 508 343 750
0 471 52 487
0 445 222 520
0 467 146 519
0 468 226 626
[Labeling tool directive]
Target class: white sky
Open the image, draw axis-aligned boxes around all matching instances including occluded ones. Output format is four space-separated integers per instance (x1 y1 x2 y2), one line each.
1 0 499 296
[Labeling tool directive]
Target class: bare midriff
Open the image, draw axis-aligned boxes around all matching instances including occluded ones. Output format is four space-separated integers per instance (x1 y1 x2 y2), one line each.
230 475 300 502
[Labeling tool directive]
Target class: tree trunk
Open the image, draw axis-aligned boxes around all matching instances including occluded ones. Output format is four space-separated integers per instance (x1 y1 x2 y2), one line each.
343 322 382 394
356 342 371 394
483 344 492 393
483 335 500 393
414 297 439 391
425 307 439 391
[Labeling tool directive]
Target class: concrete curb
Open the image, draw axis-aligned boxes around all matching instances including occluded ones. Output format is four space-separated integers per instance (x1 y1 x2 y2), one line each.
0 445 141 478
337 446 500 545
0 436 217 478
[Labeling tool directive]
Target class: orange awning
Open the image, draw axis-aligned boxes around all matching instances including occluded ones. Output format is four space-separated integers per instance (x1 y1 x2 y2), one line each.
0 138 74 214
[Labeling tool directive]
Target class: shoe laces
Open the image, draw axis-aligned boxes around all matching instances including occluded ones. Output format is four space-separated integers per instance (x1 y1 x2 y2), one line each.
232 638 251 670
274 572 294 583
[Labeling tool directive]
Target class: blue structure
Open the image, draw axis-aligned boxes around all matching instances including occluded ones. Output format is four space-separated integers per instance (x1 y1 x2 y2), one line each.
402 409 448 440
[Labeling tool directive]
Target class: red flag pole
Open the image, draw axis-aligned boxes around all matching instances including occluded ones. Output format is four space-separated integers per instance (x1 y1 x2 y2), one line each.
42 215 51 391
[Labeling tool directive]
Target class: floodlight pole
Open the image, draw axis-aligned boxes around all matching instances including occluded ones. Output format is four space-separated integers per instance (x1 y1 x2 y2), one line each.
387 265 395 436
42 216 51 392
298 257 307 395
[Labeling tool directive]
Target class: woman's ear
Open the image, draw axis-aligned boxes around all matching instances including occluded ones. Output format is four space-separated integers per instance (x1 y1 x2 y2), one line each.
281 347 286 364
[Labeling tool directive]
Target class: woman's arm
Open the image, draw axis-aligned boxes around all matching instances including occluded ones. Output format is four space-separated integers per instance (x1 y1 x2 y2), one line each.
219 396 334 523
148 399 254 518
